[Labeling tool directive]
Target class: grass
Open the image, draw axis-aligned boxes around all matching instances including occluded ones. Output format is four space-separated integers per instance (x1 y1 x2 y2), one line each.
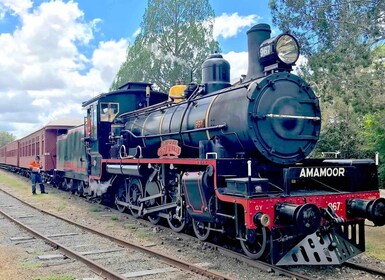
90 205 102 212
125 224 138 230
0 171 28 190
32 194 50 200
136 230 151 239
22 261 43 269
365 227 385 260
55 203 66 211
111 215 119 221
0 171 48 199
365 219 385 260
33 275 75 280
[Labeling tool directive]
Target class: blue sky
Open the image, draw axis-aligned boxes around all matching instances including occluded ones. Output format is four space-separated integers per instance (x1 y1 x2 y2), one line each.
0 0 274 138
72 0 273 52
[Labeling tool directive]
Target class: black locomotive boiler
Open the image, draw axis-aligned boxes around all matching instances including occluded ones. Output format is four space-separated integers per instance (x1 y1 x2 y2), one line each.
3 23 383 266
121 25 320 165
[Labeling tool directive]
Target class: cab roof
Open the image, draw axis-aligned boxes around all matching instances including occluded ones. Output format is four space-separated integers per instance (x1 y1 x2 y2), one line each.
82 82 159 107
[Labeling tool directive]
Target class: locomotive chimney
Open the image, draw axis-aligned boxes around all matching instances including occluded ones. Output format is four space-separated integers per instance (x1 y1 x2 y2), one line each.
245 23 271 81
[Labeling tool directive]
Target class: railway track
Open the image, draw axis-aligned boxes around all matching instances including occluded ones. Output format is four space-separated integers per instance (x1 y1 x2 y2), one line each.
0 188 230 280
344 261 385 278
1 172 384 280
0 177 310 280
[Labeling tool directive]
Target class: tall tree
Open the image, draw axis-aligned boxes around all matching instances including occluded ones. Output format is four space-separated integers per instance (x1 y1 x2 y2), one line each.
0 131 16 147
111 0 219 92
270 0 385 109
270 0 385 55
270 0 385 184
361 111 385 186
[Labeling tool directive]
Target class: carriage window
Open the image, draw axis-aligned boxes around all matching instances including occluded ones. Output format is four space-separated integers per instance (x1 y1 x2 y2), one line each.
100 103 119 122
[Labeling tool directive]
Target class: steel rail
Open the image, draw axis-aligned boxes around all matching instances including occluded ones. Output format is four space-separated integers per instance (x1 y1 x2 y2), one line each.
0 207 125 280
0 188 233 280
344 261 385 278
212 245 312 280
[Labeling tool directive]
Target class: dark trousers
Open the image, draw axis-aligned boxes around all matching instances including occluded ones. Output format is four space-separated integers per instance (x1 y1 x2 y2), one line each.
31 173 45 193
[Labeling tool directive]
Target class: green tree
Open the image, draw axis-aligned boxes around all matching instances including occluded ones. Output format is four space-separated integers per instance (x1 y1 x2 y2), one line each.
270 0 385 110
269 0 385 55
0 131 16 147
111 0 219 92
361 111 385 187
270 0 385 182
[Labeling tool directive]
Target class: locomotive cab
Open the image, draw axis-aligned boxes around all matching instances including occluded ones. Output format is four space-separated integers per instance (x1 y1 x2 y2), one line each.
82 82 167 177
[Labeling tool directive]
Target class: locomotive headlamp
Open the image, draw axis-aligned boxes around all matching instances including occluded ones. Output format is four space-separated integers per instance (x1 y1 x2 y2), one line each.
259 34 300 67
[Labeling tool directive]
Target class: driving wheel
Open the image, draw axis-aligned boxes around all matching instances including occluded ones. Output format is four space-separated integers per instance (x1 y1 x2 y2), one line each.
144 179 161 224
167 202 186 233
77 181 84 197
192 219 211 241
115 182 127 213
127 178 143 218
240 227 269 260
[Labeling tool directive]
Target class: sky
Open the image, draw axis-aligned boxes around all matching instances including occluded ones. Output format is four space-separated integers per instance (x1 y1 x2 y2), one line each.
0 0 276 138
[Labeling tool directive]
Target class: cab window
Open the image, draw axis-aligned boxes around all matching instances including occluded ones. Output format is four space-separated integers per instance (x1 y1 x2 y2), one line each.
100 103 119 122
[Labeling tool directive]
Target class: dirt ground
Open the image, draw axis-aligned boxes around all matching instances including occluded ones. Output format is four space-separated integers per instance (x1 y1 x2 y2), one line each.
0 245 33 280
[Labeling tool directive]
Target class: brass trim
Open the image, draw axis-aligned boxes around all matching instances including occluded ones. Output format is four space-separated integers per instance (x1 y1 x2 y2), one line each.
205 95 219 140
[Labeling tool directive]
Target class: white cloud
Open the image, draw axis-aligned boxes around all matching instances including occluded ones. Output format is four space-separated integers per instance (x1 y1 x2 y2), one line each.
296 55 308 67
0 0 32 18
293 55 309 75
31 98 51 107
133 27 141 38
223 52 308 84
0 0 129 138
87 39 129 86
223 51 248 83
214 12 260 39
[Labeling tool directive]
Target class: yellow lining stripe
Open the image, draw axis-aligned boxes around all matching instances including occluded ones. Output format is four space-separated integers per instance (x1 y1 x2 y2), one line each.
205 95 219 140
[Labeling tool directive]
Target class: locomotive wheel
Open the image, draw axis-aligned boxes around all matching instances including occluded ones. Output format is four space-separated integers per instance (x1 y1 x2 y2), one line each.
77 181 84 197
60 178 71 191
93 195 103 204
70 179 77 194
167 205 186 233
127 178 143 218
192 219 211 241
66 179 73 192
240 227 269 260
147 213 160 224
60 179 67 190
144 180 161 224
115 184 127 213
52 179 60 188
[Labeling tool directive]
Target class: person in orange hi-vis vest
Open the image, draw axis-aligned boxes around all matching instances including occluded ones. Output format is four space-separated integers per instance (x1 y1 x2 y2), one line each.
28 156 47 195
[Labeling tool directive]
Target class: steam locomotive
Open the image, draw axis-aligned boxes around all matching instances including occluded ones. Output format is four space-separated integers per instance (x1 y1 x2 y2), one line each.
1 23 384 266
